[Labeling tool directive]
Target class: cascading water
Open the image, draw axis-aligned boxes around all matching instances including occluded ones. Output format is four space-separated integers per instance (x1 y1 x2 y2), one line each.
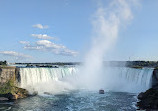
19 67 77 94
18 66 153 94
101 67 153 93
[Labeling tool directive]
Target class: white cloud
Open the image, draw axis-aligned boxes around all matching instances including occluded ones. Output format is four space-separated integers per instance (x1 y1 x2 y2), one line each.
60 49 78 56
36 40 65 49
24 40 78 56
31 34 57 40
0 51 32 58
32 24 49 29
19 41 30 45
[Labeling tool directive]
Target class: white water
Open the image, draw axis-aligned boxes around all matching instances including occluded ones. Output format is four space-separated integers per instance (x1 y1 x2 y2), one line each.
19 67 77 94
101 67 153 93
19 67 153 94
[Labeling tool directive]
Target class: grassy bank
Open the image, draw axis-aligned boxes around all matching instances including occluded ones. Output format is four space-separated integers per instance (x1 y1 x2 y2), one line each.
0 79 17 94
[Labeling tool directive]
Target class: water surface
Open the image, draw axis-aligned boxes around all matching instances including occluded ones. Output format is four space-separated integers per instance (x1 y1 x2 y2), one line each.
0 90 137 111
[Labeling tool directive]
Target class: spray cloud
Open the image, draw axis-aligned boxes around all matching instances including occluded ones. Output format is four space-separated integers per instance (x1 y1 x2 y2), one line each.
79 0 137 90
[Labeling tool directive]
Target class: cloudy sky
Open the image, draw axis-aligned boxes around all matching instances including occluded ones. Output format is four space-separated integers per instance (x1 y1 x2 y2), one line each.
0 0 158 63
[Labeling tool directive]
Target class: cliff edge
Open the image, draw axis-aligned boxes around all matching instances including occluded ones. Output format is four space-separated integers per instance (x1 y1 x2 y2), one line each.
137 68 158 110
0 66 28 100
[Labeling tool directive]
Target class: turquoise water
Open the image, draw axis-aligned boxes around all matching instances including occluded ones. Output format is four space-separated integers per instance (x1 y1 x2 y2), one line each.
0 90 137 111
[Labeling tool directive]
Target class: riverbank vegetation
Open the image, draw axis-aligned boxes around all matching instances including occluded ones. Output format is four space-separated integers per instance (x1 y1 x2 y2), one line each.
0 60 7 66
0 79 14 94
0 79 29 100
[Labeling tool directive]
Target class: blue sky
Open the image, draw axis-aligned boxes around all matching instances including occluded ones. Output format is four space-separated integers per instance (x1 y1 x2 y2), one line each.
0 0 158 62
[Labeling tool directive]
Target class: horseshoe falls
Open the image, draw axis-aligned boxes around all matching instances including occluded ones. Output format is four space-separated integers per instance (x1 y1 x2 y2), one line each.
18 67 153 94
1 66 154 111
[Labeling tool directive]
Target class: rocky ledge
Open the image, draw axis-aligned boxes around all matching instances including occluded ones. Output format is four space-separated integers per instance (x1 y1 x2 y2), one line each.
0 87 29 100
137 88 158 110
0 80 29 100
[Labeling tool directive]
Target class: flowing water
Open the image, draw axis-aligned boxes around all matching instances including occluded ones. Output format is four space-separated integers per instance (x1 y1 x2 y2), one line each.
19 67 153 93
0 67 153 111
0 91 137 111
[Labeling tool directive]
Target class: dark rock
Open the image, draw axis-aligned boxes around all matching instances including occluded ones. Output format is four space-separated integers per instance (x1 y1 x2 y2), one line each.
138 92 144 100
137 88 158 110
7 93 15 100
15 68 21 83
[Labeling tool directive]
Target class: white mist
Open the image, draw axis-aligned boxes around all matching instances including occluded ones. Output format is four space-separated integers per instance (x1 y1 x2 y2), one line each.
79 0 136 90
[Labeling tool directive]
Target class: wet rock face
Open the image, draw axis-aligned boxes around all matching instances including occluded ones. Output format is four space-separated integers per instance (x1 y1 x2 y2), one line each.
137 68 158 110
7 93 18 100
137 88 158 110
137 92 144 100
14 87 29 99
15 68 21 83
152 69 158 88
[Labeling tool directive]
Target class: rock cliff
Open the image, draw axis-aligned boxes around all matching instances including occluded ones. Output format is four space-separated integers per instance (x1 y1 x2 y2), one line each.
137 68 158 110
0 66 28 100
0 66 16 84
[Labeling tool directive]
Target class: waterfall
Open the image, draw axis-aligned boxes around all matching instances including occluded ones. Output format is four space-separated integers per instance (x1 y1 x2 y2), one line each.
18 67 153 93
101 67 153 93
19 67 77 94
